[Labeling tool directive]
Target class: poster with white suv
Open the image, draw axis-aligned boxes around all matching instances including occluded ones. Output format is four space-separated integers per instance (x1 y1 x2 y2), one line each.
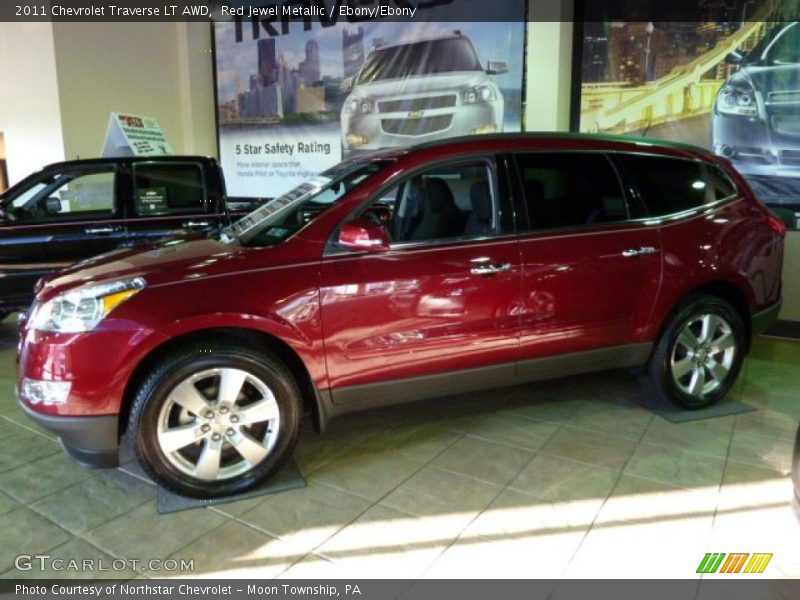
214 1 525 198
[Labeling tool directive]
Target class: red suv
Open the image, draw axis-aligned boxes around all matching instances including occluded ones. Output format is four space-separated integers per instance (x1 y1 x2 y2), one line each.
17 134 785 497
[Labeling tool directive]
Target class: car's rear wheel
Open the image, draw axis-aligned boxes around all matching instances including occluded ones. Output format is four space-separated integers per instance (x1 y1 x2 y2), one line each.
129 343 301 498
647 294 745 409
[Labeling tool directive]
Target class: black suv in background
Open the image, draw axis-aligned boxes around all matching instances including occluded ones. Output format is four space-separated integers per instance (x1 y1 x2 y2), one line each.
0 156 232 318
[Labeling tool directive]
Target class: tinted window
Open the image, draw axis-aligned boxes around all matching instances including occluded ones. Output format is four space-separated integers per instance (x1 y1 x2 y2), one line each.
381 163 503 245
515 153 628 231
357 38 481 84
617 155 731 217
706 165 738 201
767 22 800 64
9 167 115 222
133 163 206 215
234 161 389 247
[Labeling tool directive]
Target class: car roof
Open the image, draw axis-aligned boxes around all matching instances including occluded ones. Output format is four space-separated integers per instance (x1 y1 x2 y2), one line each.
378 132 717 162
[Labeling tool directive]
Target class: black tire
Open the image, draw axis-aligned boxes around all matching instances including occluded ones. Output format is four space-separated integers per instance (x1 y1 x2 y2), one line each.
646 294 746 409
129 342 301 498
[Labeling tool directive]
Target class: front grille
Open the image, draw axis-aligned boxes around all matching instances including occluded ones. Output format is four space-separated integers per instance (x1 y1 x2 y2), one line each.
377 95 457 113
381 115 453 136
733 147 772 164
771 116 800 137
780 150 800 166
768 90 800 104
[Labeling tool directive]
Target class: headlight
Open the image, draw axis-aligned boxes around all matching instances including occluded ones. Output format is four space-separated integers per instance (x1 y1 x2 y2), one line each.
345 97 372 114
30 277 146 333
464 85 496 105
716 84 759 117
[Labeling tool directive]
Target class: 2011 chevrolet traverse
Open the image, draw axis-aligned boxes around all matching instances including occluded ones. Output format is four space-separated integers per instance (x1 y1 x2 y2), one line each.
18 134 784 497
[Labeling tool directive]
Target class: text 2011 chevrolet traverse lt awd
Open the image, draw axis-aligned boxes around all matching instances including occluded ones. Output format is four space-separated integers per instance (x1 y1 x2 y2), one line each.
18 134 784 497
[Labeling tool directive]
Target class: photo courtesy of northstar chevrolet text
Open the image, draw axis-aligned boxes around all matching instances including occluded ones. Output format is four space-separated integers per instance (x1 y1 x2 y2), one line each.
0 0 798 591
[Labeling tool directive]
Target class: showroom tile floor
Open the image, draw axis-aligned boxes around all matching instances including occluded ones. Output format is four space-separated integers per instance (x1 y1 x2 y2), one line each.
0 317 798 579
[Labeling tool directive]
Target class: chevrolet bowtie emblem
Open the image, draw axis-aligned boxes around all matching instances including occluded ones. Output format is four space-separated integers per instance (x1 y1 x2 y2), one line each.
408 110 425 119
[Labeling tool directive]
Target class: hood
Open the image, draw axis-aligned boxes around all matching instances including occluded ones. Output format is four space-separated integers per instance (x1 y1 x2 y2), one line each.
38 237 244 299
351 72 491 99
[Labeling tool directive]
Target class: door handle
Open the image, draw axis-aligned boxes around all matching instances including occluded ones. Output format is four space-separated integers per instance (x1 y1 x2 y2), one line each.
622 246 658 258
470 262 512 276
84 226 117 234
183 220 211 228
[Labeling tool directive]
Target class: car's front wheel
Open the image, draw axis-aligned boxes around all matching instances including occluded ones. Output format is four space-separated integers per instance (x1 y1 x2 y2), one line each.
129 343 301 498
647 294 745 409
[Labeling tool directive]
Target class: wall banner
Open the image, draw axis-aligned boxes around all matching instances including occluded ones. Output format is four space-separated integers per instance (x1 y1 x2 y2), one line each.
574 1 800 209
213 0 526 198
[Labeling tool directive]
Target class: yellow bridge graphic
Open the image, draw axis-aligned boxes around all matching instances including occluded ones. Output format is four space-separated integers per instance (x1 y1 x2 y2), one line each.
580 1 783 134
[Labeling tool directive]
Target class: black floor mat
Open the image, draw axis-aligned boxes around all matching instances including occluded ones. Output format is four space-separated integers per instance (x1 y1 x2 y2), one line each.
634 390 756 423
647 398 756 423
156 459 306 514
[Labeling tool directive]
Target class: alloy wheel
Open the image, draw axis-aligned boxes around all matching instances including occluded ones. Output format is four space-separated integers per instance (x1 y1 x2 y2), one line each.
670 313 737 399
156 367 280 481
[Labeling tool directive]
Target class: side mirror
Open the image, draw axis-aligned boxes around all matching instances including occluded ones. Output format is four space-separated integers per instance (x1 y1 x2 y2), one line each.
487 61 508 75
725 50 744 66
338 217 391 252
45 197 62 214
340 76 354 92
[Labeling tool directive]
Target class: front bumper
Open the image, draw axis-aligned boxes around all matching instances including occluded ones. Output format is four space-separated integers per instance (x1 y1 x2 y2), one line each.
342 101 503 153
20 399 119 468
713 113 800 204
16 317 163 467
752 298 782 335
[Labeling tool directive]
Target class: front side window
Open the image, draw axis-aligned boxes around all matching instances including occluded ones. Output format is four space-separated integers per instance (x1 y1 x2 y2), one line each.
616 154 734 218
223 160 390 247
369 162 503 246
133 163 207 216
515 153 628 231
8 167 115 223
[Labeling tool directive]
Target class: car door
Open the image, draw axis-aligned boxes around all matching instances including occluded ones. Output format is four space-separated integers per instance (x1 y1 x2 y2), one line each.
511 151 663 375
0 163 125 310
124 160 225 247
319 157 522 402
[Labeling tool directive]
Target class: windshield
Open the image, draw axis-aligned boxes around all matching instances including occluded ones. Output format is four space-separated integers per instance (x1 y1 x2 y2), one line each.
766 22 800 64
221 160 390 247
744 22 800 65
356 37 482 85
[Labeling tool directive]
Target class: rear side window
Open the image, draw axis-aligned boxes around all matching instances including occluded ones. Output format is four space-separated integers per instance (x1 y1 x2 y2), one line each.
705 165 738 201
514 153 628 231
133 163 207 216
616 155 736 218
